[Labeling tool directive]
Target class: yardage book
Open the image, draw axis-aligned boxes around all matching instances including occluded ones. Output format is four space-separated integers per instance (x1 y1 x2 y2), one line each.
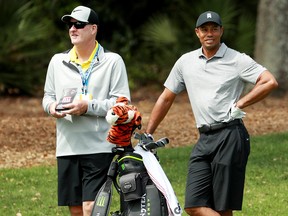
55 88 77 111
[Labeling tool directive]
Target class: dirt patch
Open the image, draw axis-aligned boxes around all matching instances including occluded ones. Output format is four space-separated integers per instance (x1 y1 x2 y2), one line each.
0 91 287 168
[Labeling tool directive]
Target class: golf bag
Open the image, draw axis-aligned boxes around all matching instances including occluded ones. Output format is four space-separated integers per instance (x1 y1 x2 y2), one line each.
91 134 170 216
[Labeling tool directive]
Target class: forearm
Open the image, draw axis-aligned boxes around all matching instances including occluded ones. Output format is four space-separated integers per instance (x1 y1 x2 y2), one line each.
42 91 56 114
146 103 170 134
146 89 176 134
236 70 278 109
85 98 117 116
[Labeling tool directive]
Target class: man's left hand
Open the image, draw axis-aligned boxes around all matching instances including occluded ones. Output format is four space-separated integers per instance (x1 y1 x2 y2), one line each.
230 104 246 120
62 100 88 116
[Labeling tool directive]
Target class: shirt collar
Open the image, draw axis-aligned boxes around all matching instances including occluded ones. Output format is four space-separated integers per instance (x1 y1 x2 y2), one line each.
70 41 99 65
198 43 227 59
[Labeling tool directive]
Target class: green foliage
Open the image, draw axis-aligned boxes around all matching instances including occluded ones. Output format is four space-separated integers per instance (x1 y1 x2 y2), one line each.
1 133 287 215
0 0 65 95
0 0 260 95
126 0 259 88
233 14 256 54
142 15 177 44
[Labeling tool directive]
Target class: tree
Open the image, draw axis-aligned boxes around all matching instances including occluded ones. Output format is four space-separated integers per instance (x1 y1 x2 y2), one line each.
255 0 288 94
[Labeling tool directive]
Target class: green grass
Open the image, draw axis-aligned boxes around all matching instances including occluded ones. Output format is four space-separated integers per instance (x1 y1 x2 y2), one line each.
235 133 288 216
1 132 287 216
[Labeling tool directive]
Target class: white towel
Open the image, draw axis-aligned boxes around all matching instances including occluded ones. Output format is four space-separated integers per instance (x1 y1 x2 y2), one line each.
134 145 183 216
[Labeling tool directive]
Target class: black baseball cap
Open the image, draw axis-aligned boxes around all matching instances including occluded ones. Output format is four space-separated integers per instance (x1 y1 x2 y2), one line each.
196 11 222 28
61 6 99 24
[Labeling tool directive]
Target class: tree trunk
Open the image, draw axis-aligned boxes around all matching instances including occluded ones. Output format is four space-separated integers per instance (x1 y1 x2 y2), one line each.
255 0 288 94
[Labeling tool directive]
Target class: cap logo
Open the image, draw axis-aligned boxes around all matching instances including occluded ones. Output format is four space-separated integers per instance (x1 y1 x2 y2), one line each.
207 13 212 19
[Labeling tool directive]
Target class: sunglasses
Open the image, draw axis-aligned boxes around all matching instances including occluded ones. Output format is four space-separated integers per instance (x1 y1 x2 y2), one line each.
67 21 91 29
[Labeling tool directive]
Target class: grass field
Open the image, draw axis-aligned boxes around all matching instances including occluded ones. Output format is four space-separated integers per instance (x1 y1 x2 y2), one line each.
1 132 287 216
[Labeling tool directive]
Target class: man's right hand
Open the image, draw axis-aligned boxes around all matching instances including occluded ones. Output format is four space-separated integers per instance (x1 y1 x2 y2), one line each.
49 102 66 118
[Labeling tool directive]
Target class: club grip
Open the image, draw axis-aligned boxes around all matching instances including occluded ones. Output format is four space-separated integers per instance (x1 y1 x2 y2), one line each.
142 137 169 151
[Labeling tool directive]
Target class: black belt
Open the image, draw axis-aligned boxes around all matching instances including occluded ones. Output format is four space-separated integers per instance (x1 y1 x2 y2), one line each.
198 119 243 133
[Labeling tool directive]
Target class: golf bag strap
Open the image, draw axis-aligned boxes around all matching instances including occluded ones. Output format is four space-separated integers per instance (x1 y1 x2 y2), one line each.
91 177 113 216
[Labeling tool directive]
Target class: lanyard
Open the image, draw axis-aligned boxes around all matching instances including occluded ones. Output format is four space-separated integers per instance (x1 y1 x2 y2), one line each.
80 44 100 95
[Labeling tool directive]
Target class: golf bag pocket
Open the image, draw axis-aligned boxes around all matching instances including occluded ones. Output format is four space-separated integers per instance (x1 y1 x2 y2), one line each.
119 172 144 201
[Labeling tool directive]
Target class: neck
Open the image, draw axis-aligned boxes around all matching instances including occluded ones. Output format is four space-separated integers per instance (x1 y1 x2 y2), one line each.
75 40 97 63
202 43 221 59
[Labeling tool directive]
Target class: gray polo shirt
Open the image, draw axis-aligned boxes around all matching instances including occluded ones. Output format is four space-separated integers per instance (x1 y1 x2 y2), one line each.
164 43 266 127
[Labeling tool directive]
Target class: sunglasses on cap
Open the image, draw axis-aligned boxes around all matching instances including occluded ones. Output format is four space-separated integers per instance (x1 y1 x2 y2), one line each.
67 21 92 29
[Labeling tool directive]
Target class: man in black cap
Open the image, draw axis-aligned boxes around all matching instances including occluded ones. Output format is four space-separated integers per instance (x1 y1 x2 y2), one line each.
42 5 130 216
144 11 278 216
